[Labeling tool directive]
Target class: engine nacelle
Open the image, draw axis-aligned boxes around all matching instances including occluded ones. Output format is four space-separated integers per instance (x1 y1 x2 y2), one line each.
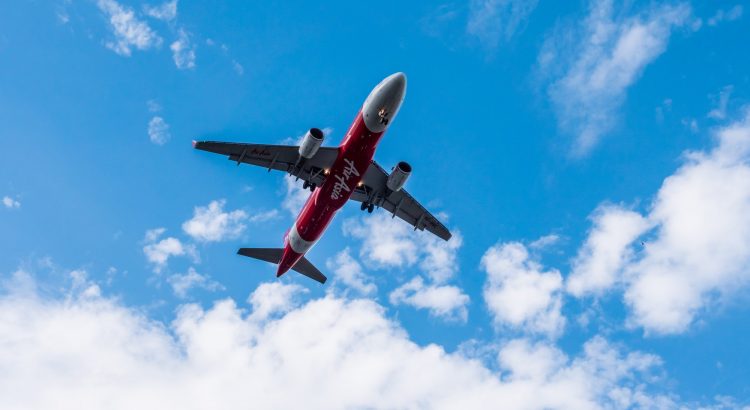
298 128 324 159
387 161 412 192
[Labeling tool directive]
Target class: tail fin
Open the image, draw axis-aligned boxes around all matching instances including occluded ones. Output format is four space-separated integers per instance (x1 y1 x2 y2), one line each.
237 248 327 284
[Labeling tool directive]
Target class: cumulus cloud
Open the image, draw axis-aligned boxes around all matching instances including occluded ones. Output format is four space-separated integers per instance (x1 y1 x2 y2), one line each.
570 110 750 335
343 213 461 274
170 29 196 69
481 242 565 338
247 282 307 321
142 228 196 273
144 0 178 21
182 199 247 242
467 0 539 49
623 111 750 334
325 248 377 296
147 116 170 145
0 272 697 410
420 231 463 283
389 276 470 322
2 196 20 209
344 213 466 320
96 0 162 56
568 205 650 297
167 267 223 298
539 0 691 155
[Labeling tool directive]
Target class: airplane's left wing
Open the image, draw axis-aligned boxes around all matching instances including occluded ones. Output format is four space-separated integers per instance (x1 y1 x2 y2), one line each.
193 141 339 186
351 161 452 241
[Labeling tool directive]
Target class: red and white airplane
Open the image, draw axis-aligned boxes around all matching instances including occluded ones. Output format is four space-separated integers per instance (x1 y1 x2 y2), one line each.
193 73 451 283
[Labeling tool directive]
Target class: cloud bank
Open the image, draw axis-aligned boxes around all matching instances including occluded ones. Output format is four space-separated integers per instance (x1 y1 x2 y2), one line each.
0 270 694 410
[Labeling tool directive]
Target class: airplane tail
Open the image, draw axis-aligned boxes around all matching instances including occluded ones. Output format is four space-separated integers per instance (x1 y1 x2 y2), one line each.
237 248 327 284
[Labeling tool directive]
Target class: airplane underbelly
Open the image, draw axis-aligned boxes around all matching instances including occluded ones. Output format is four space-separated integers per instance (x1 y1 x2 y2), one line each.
292 112 382 247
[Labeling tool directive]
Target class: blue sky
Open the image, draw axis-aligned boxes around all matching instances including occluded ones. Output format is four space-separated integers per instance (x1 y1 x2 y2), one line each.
2 0 750 408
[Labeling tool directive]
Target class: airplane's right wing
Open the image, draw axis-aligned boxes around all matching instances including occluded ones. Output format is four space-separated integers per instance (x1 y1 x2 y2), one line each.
350 161 452 241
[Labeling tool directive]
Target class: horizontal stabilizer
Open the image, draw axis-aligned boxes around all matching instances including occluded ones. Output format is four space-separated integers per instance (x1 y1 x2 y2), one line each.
237 248 327 284
291 256 327 284
237 248 283 264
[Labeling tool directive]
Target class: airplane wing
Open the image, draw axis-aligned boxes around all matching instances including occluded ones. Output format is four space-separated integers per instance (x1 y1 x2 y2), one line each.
351 161 452 241
192 141 339 186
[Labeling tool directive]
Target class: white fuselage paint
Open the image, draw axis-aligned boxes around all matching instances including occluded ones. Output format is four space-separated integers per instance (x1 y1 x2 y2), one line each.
287 223 316 254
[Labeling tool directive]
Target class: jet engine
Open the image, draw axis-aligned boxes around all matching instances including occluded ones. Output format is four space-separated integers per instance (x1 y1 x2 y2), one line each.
298 128 325 159
387 161 411 192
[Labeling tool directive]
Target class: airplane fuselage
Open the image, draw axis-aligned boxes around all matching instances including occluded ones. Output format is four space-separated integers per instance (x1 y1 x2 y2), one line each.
277 73 407 276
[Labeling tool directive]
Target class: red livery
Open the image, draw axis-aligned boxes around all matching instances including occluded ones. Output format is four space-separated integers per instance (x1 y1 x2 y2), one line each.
194 73 451 283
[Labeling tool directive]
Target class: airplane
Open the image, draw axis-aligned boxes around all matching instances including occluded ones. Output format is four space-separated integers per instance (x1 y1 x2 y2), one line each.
193 72 451 284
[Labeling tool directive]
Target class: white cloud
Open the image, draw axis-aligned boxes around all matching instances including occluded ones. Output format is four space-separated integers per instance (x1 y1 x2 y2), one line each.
170 29 196 70
539 0 691 155
281 174 310 217
2 196 20 209
529 234 560 250
247 282 307 321
707 5 743 26
342 213 420 269
0 272 696 410
481 242 565 338
389 276 470 322
467 0 539 48
147 116 170 145
96 0 162 56
326 248 377 296
708 85 733 120
568 205 650 297
248 209 279 223
142 228 196 273
144 0 178 21
167 267 223 298
344 213 466 321
623 111 750 334
570 110 750 335
182 199 247 242
420 232 463 283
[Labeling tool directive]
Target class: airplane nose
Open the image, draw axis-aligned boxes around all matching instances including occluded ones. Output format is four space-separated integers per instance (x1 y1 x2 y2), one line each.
387 72 407 93
362 72 407 133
